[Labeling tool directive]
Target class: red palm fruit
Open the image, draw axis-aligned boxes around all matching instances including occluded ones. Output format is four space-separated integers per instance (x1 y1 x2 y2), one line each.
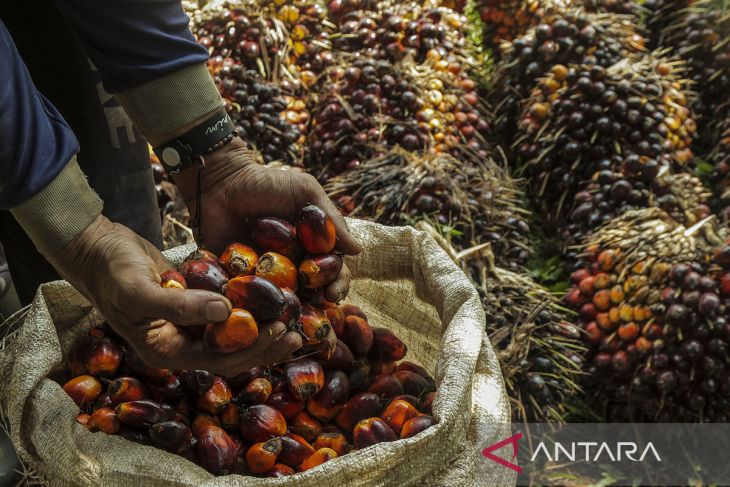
268 463 296 477
299 448 337 471
63 375 102 409
295 306 332 345
237 377 273 405
256 252 298 290
87 407 120 435
291 410 323 442
181 369 215 396
395 362 436 390
196 426 238 475
392 371 434 397
224 276 286 323
218 243 259 278
347 361 372 393
420 391 436 415
124 349 172 384
296 205 336 254
571 269 591 284
278 433 316 468
353 418 397 449
267 391 305 420
400 415 435 439
592 289 611 311
160 269 187 289
186 248 218 263
239 404 287 443
115 400 167 428
336 392 383 432
307 371 350 422
250 217 300 262
67 337 91 376
370 361 396 376
578 276 595 296
380 399 418 435
580 303 597 321
228 433 246 457
221 404 240 431
368 374 405 402
324 304 345 336
719 273 730 296
595 313 614 332
341 315 374 354
563 288 586 308
147 374 185 404
585 322 604 345
204 308 259 353
321 339 355 371
339 304 368 321
192 414 222 436
179 259 228 293
370 328 407 362
94 392 113 411
149 421 193 453
118 427 151 445
84 338 122 378
278 288 303 329
592 273 612 290
225 366 267 393
197 377 232 414
391 395 422 411
286 359 325 400
618 322 639 342
76 413 90 427
314 432 348 456
299 254 343 289
246 438 283 474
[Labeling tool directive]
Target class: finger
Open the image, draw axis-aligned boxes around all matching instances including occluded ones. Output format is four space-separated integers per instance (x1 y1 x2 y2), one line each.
137 281 232 326
324 262 351 303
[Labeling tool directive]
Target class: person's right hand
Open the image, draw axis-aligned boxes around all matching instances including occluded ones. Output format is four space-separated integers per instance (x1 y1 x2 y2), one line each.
46 215 302 375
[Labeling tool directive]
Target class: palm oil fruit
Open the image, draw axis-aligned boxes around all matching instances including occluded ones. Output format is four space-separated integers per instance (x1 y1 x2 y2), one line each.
196 426 238 475
160 269 187 289
400 415 435 439
149 421 193 453
250 217 300 262
107 376 146 405
380 399 418 435
256 252 298 290
395 361 436 390
299 447 337 471
321 339 355 371
246 438 283 474
299 254 343 289
87 407 121 435
63 375 102 409
115 400 167 428
324 304 346 336
278 433 316 468
341 315 374 354
84 338 122 378
336 392 383 432
204 308 259 353
278 287 303 329
181 369 215 396
197 376 232 414
192 414 222 437
392 370 434 397
370 328 407 362
314 432 348 456
220 403 240 431
295 306 332 345
218 242 259 277
179 258 229 293
353 417 397 449
306 371 350 422
296 205 336 254
239 404 287 443
367 374 404 402
291 411 323 442
236 377 273 405
286 359 325 400
268 463 296 477
224 275 286 322
266 391 305 420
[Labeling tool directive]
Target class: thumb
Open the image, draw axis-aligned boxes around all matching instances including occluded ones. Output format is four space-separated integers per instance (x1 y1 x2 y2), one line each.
139 282 232 326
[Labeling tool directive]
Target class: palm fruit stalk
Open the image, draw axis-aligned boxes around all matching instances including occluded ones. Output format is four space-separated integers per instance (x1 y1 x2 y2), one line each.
642 0 694 49
516 54 696 238
327 148 532 269
579 0 642 15
564 208 730 421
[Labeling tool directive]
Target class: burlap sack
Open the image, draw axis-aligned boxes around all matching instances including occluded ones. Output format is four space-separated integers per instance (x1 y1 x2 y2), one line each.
0 219 513 486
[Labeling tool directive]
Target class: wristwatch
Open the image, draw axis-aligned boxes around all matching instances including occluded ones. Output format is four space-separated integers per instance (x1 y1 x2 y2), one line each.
152 107 237 174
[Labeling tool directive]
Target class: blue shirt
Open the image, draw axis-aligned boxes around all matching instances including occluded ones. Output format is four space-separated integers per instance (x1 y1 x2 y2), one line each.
0 1 208 208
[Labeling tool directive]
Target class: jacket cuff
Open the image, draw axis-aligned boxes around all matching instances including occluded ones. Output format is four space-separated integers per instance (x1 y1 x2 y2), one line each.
116 63 223 140
10 157 103 255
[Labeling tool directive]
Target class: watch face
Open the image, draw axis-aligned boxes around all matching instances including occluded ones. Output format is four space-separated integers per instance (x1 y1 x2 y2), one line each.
161 147 182 168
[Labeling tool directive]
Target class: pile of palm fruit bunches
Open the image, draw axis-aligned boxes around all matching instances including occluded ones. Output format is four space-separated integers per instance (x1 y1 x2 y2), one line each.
143 0 729 426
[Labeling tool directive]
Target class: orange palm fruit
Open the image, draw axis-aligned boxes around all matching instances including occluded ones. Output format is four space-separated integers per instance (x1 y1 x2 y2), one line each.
239 404 287 443
246 438 283 474
370 328 407 362
160 269 187 289
256 252 298 290
63 375 102 409
321 339 355 371
221 403 240 431
339 303 368 321
278 287 303 329
266 391 305 420
592 289 612 311
380 399 419 435
299 254 343 289
341 315 374 354
278 433 316 468
76 413 90 427
196 426 238 475
618 322 639 342
149 421 193 453
323 304 345 336
268 463 296 477
196 376 232 414
314 431 348 456
84 338 122 378
353 417 397 449
250 217 300 262
291 410 323 442
392 371 435 397
204 308 259 353
218 242 259 277
286 359 325 401
294 306 332 345
224 275 286 322
192 414 222 436
296 205 336 254
367 374 404 402
237 377 273 405
87 407 120 435
299 448 337 471
107 377 146 405
306 371 350 422
336 392 383 432
400 415 435 439
115 400 167 428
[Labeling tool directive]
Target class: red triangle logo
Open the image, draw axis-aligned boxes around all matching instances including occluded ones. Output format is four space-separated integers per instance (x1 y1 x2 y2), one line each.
481 432 523 473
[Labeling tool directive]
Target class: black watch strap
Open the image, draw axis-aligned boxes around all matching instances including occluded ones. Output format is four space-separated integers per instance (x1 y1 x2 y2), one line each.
153 107 236 173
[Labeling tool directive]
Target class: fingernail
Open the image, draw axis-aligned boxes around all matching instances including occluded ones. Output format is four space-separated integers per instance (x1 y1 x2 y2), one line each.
269 323 287 338
206 301 230 322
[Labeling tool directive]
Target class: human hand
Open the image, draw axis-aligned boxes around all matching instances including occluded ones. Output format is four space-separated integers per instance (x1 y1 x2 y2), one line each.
46 215 302 375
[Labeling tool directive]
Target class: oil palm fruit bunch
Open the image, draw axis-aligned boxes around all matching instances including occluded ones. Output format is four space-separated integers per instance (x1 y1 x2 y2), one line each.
662 0 730 143
489 10 644 141
468 0 544 51
216 64 306 166
516 55 696 227
564 208 730 421
327 148 532 268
